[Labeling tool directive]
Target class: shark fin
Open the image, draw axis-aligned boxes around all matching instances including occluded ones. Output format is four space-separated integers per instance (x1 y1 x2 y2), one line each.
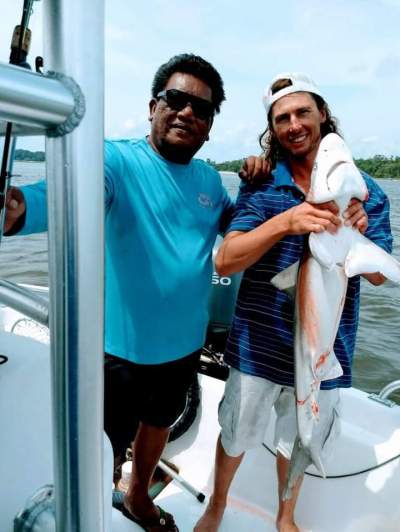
315 350 343 381
270 261 299 297
345 233 400 283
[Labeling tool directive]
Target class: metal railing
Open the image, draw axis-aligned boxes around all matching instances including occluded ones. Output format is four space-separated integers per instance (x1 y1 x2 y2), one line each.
369 380 400 408
378 380 400 400
0 280 48 325
0 0 106 530
0 62 76 134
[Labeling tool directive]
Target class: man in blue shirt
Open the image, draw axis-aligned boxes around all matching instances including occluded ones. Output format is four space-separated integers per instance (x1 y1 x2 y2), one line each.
4 54 250 531
195 73 392 532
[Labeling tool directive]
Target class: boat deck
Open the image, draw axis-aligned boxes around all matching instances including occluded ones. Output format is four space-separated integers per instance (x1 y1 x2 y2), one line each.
1 326 399 532
112 374 279 531
110 371 400 532
112 492 277 532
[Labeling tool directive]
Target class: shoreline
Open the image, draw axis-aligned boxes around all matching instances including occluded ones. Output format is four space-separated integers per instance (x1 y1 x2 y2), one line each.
14 160 400 178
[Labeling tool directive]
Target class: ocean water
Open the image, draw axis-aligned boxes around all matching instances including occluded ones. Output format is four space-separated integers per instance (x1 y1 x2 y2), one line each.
0 163 399 400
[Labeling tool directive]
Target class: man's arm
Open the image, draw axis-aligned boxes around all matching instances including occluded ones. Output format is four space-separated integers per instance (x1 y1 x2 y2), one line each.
359 173 394 286
3 181 48 236
3 186 26 235
3 140 118 237
216 201 341 276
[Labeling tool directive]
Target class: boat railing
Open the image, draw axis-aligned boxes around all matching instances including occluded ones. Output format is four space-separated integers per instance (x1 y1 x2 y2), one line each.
0 1 105 530
369 380 400 407
0 279 48 325
0 61 83 137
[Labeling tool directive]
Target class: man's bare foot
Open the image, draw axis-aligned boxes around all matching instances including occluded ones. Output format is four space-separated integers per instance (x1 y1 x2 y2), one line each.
194 499 226 532
276 519 300 532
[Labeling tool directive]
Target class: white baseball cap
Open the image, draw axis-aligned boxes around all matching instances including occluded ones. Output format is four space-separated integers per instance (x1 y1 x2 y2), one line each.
263 72 323 113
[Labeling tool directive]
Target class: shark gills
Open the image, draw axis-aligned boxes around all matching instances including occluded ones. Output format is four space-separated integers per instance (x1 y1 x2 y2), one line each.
271 133 400 500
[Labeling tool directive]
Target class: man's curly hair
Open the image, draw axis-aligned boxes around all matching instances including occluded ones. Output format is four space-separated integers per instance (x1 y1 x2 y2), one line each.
259 78 341 168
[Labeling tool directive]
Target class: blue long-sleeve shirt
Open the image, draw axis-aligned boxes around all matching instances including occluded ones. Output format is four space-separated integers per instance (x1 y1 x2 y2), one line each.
20 137 233 364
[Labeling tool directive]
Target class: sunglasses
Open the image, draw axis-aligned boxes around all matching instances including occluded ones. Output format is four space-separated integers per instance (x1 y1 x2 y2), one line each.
156 89 215 121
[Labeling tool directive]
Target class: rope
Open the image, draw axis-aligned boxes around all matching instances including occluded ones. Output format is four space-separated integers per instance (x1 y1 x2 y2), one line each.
262 442 400 478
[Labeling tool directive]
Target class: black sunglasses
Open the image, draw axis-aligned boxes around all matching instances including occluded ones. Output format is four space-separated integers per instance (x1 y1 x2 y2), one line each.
156 89 215 121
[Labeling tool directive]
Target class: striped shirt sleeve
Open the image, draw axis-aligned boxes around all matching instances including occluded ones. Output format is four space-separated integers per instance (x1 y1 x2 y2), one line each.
362 172 393 253
227 182 270 233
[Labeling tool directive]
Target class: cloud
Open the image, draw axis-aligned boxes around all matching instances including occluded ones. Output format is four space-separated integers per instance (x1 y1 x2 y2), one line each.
123 115 148 132
379 0 400 7
1 0 399 158
106 50 144 73
375 55 400 79
360 136 379 144
105 24 133 44
200 120 262 162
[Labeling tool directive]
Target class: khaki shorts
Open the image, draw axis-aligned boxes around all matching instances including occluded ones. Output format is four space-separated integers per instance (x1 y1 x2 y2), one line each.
219 367 340 458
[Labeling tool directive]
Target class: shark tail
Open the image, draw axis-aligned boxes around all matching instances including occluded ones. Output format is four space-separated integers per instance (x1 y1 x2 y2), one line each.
282 437 326 501
282 437 312 500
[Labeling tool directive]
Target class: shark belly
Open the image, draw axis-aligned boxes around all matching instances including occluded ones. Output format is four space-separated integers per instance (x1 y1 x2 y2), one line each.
295 254 345 448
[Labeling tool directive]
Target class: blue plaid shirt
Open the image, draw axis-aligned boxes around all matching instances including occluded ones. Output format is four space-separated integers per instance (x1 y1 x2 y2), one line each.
224 161 393 389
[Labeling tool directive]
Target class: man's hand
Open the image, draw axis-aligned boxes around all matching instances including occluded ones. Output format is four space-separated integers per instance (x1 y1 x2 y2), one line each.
3 186 26 234
239 156 271 184
285 201 341 235
343 198 368 234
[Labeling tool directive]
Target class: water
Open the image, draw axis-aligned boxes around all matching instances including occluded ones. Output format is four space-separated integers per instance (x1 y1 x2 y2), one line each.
0 162 48 286
0 164 399 400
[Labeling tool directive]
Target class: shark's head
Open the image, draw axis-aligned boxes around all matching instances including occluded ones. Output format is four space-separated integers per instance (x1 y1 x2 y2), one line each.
307 133 368 206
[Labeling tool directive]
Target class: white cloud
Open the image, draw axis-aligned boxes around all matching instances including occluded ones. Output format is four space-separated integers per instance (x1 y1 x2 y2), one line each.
375 55 400 80
123 115 148 132
361 136 379 144
105 24 133 44
1 0 399 158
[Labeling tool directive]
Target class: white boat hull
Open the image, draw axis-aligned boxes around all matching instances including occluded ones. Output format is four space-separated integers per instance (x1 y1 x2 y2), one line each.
0 330 113 532
158 376 400 532
1 302 399 531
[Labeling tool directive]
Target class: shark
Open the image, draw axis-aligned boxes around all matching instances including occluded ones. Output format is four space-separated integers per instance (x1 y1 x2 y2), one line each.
271 133 400 499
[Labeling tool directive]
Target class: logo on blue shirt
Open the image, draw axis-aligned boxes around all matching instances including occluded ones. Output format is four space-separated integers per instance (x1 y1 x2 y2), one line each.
198 193 213 209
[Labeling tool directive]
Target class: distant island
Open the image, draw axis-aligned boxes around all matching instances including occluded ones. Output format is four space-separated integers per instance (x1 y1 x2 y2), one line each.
15 149 45 162
15 150 400 178
207 156 400 179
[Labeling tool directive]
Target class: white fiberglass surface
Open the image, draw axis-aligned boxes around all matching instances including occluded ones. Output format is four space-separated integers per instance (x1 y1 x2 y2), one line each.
1 304 399 531
140 375 400 532
154 375 278 532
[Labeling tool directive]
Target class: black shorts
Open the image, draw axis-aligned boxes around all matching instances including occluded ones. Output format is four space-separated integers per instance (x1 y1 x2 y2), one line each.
104 350 200 459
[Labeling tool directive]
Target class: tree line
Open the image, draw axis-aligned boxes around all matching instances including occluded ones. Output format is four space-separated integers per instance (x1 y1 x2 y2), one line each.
14 149 45 162
14 150 400 178
207 155 400 179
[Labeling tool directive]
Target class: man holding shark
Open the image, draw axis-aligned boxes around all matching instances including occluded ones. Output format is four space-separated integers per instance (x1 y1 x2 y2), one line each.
195 73 394 532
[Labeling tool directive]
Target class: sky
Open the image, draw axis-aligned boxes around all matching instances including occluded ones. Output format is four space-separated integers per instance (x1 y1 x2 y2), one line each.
1 0 400 162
